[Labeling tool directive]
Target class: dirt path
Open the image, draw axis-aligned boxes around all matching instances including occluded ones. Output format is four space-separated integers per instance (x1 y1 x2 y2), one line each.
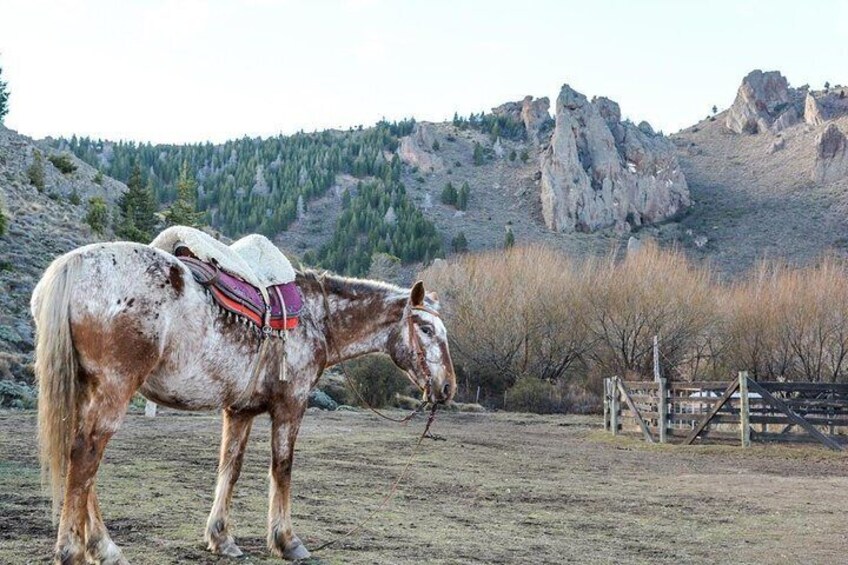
2 409 847 564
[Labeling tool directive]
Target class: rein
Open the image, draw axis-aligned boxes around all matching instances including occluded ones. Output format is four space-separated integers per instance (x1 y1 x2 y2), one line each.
311 402 439 553
309 274 443 554
315 273 438 424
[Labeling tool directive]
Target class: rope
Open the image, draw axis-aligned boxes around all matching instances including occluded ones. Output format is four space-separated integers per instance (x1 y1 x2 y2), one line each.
311 403 439 553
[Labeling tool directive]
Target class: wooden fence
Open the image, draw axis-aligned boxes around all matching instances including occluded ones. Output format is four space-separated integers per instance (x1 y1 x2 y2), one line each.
603 372 848 451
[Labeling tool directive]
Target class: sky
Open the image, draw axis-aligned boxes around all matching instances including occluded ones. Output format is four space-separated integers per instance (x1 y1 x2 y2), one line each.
1 0 847 144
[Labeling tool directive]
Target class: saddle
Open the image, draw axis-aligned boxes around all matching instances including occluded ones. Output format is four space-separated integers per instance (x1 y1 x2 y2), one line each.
178 255 302 333
150 226 303 336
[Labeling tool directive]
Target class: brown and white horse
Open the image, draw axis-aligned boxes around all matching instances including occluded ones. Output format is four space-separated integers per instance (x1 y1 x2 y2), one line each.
31 241 456 564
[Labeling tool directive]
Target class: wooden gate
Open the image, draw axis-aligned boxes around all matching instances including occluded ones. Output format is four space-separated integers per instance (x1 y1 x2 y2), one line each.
603 373 848 451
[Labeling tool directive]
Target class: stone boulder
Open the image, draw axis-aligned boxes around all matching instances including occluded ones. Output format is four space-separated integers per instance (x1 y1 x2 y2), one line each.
539 84 690 233
725 70 802 134
492 96 551 143
813 123 848 183
397 123 443 172
308 389 339 411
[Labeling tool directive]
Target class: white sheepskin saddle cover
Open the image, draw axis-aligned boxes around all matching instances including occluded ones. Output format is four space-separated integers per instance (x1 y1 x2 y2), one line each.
150 226 295 292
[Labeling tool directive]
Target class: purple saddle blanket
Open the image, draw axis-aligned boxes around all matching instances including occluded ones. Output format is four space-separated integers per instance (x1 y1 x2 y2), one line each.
178 256 302 331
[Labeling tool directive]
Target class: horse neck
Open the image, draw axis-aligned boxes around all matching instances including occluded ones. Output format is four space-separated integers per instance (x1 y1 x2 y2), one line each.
303 272 406 365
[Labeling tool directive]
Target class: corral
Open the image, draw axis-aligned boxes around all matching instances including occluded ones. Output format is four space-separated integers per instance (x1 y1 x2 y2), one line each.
606 374 848 450
2 408 848 564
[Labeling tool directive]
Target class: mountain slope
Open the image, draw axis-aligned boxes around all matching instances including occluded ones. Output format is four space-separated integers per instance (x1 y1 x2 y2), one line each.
0 125 126 380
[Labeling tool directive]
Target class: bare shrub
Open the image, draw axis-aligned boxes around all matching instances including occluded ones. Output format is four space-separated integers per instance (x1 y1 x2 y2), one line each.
583 242 720 381
725 258 848 382
422 246 592 406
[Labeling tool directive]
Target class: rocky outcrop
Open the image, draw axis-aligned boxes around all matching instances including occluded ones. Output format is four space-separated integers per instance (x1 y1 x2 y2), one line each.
813 123 848 183
726 70 803 134
804 92 825 126
397 123 442 172
492 96 551 142
540 85 690 233
804 90 848 125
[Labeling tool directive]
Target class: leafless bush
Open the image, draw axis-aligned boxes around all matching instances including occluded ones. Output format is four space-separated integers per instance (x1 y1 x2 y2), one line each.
421 244 848 413
423 246 592 405
581 242 721 381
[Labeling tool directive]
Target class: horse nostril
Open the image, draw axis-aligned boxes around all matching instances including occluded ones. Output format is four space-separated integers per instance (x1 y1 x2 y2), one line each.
442 382 451 397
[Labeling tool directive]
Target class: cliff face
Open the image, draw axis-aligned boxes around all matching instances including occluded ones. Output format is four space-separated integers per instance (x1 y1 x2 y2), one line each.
539 85 689 233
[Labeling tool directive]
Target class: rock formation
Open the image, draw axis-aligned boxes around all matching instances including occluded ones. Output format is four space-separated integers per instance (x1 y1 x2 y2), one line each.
725 70 803 134
397 123 442 171
540 85 690 233
813 123 848 183
397 123 442 172
491 96 551 143
804 92 825 126
804 90 848 125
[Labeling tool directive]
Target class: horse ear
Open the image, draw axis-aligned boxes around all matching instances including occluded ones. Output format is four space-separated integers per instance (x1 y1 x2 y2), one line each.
410 281 426 307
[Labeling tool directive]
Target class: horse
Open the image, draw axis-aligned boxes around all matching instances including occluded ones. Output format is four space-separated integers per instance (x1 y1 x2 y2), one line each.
30 240 456 564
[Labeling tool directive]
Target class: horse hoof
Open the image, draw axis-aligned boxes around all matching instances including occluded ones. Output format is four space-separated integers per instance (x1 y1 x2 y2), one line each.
282 540 310 561
217 541 244 558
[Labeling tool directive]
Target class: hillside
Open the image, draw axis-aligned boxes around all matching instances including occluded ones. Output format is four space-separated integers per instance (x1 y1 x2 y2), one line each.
6 69 848 382
670 73 848 275
0 125 126 380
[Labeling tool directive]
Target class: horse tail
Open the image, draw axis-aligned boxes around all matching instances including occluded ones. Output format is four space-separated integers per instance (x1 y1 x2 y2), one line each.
31 251 83 521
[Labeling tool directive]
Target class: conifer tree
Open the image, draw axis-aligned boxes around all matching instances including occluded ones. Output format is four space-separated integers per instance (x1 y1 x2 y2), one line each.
504 227 515 249
164 161 203 227
0 65 9 123
440 182 458 206
457 182 470 211
86 197 108 235
116 163 157 242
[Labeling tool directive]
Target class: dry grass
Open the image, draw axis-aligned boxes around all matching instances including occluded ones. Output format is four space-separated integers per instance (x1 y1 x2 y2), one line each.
2 409 848 564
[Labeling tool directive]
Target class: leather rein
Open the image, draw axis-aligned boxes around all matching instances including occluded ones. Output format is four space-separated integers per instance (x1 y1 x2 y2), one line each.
315 273 442 423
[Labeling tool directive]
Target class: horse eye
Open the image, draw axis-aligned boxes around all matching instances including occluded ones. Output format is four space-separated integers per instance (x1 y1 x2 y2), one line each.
420 326 433 336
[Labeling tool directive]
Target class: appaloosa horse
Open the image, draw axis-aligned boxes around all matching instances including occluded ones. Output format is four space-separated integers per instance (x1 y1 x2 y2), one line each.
31 241 455 564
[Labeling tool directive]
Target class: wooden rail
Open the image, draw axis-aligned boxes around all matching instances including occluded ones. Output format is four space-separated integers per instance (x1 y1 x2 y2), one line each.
603 374 848 451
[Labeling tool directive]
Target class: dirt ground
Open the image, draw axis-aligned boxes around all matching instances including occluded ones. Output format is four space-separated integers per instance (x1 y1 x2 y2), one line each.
2 408 848 565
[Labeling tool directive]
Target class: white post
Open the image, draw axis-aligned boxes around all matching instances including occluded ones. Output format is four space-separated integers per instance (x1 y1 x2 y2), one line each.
653 335 660 382
739 371 750 448
145 400 157 418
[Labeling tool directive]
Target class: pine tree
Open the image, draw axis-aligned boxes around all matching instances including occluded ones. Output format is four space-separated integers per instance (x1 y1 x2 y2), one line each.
473 142 484 166
504 227 515 249
457 182 470 211
0 65 9 123
451 231 468 253
116 163 158 242
164 161 203 227
440 182 458 206
86 197 108 235
27 151 45 191
0 203 6 237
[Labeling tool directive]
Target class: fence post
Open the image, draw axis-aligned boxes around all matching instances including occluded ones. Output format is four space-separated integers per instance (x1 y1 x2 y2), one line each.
658 378 668 443
145 400 157 418
739 371 750 448
603 378 610 431
610 376 619 436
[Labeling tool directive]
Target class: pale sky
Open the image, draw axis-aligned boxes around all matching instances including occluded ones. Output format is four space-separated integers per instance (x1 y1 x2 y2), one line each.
1 0 847 144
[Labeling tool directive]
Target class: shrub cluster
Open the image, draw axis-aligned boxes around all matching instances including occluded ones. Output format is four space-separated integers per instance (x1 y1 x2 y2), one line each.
421 243 848 413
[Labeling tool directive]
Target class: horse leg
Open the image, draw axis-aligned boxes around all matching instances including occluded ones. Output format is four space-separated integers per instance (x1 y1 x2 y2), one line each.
54 380 133 565
267 399 309 560
205 409 254 557
85 486 126 565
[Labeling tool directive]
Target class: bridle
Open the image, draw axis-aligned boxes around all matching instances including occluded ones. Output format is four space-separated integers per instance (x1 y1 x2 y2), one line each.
309 274 445 554
314 274 446 422
406 304 445 401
